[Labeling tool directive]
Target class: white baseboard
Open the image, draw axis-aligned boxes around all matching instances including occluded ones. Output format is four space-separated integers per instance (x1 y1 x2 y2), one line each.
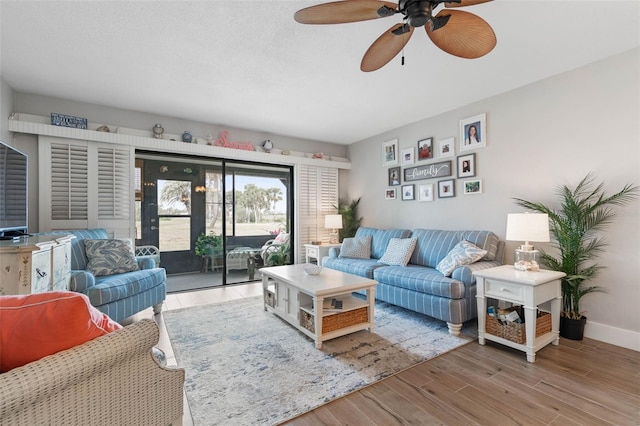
584 321 640 351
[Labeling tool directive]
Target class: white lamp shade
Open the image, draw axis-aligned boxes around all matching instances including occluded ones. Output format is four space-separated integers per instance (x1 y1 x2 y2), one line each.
506 213 550 242
324 214 343 229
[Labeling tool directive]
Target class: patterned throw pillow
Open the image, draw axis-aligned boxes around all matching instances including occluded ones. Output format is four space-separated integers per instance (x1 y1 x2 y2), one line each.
85 239 140 277
378 237 418 266
436 240 488 277
339 235 372 259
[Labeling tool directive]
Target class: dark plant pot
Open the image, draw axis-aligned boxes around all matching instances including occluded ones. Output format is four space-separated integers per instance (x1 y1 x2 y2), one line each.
560 315 587 340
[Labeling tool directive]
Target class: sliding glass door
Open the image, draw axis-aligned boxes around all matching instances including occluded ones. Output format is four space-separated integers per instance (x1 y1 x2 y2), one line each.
136 153 292 287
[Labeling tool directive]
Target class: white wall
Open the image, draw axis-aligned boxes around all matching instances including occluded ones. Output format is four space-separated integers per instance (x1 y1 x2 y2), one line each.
1 76 15 143
347 48 640 349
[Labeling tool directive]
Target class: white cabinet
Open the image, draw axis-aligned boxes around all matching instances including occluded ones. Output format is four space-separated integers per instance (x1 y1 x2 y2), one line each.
0 235 74 295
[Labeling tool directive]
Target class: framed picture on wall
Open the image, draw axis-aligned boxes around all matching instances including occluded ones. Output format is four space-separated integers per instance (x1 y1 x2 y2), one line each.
459 113 486 152
457 153 476 178
382 138 398 166
438 179 455 198
463 179 483 195
388 166 401 186
385 188 397 200
401 147 414 165
418 184 434 202
401 184 415 201
417 137 433 160
437 137 455 158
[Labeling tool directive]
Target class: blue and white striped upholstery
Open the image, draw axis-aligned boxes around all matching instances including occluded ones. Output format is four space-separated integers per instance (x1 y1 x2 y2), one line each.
326 227 505 329
34 229 166 323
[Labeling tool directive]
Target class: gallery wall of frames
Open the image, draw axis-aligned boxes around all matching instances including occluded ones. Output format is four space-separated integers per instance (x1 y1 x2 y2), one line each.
383 113 486 202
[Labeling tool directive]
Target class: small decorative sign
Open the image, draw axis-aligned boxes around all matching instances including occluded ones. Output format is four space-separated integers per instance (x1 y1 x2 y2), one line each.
403 160 452 182
51 113 87 129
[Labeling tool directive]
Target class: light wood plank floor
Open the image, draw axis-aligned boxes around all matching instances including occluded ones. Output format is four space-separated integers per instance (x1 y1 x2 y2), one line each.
134 280 640 426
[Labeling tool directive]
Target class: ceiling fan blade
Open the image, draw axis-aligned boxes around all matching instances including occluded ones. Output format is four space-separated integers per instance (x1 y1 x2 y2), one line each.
361 23 414 72
426 9 496 59
294 0 397 25
443 0 492 8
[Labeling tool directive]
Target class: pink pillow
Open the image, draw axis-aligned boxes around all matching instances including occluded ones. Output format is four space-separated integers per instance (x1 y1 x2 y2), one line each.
0 291 122 372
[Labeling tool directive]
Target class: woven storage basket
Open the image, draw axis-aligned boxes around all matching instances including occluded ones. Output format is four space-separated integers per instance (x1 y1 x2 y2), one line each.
486 306 551 344
300 306 368 334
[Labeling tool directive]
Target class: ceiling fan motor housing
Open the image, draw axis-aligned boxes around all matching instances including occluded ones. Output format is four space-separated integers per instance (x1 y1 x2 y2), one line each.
400 0 434 27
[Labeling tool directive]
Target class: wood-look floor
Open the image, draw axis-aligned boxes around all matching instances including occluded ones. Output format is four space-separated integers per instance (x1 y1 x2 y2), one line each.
139 278 639 426
283 335 640 425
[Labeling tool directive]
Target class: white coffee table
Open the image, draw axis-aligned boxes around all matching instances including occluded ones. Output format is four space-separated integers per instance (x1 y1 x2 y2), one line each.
260 264 377 348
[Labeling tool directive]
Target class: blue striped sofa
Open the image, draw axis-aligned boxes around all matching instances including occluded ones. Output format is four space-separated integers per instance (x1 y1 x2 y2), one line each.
323 227 504 335
35 229 166 323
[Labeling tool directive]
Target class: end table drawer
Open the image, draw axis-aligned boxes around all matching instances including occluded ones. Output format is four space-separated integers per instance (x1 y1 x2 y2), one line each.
306 246 319 258
485 279 525 303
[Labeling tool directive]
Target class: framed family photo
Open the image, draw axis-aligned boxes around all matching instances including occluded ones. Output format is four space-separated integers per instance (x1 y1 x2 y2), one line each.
457 153 476 178
438 179 455 198
388 166 401 186
382 138 398 166
385 188 397 200
401 147 414 165
437 137 455 158
459 113 486 152
417 137 433 160
418 184 434 202
463 179 483 195
401 184 415 201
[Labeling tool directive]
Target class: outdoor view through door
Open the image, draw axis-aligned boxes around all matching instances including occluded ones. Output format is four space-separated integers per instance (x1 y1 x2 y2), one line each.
136 155 292 291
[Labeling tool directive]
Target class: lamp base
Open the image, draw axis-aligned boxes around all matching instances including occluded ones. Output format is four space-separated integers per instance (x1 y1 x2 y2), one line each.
514 247 540 272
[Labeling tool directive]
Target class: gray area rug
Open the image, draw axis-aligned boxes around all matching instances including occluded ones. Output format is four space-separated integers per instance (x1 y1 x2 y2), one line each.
163 295 476 425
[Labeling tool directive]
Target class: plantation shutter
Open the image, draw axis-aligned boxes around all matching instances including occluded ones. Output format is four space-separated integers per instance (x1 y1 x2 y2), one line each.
296 165 339 262
39 136 134 236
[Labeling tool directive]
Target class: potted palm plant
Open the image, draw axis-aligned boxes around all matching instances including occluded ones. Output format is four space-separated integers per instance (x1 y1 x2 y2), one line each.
514 173 637 340
336 197 362 241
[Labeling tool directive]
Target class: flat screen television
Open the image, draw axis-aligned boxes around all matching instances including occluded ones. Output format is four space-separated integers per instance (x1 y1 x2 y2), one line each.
0 140 28 239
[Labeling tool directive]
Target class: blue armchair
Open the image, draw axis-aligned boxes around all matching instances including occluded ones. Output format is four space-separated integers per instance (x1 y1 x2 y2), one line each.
35 229 166 323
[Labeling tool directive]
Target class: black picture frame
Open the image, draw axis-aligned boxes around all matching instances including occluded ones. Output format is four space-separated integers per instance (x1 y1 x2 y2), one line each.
438 179 455 198
388 166 401 186
401 184 415 201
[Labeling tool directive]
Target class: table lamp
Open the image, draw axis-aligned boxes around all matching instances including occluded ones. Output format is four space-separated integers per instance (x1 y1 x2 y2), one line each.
506 213 550 271
324 214 343 244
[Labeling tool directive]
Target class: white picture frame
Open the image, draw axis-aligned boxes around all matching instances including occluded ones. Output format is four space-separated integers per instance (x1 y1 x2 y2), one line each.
418 183 434 202
382 138 398 166
385 188 397 200
401 147 414 165
437 137 455 158
463 179 483 195
459 113 486 152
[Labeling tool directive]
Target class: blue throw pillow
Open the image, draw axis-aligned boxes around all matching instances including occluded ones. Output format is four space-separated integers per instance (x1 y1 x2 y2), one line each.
436 240 487 277
339 236 372 259
85 239 140 277
378 238 417 266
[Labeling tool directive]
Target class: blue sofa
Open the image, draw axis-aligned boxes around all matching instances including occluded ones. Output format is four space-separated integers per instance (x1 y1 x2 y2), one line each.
323 227 504 335
35 229 166 323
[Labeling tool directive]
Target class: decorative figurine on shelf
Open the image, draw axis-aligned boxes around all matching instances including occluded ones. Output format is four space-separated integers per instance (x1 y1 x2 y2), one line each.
152 124 164 139
205 134 215 145
262 139 273 153
182 131 193 143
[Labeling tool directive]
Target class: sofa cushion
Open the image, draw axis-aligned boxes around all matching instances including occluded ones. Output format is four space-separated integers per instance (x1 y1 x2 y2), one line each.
85 239 140 277
339 235 372 259
355 227 412 259
373 265 467 299
410 229 461 268
85 267 167 306
0 291 121 372
378 238 418 266
436 240 488 277
321 257 387 280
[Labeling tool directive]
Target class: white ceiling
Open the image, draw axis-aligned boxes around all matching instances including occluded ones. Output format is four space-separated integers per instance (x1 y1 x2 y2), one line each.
1 1 638 145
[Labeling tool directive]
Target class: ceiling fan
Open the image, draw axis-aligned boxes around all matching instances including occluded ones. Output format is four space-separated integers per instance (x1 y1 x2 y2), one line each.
294 0 496 72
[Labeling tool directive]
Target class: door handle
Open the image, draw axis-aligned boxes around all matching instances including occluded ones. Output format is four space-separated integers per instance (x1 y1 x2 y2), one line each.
151 226 159 230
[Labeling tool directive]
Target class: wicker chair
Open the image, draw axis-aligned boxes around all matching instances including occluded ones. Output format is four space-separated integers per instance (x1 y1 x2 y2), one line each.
0 319 185 426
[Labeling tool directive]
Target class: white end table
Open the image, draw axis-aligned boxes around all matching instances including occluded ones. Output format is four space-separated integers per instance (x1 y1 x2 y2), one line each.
304 243 341 266
473 265 566 363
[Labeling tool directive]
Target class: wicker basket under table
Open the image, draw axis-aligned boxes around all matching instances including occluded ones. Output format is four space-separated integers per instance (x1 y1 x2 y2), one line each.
300 306 369 334
486 306 552 345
